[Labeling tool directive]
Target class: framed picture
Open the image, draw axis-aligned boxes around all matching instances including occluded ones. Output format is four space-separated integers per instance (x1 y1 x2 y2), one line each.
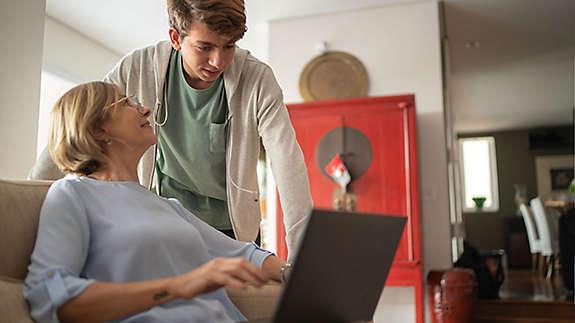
550 168 574 190
535 155 575 199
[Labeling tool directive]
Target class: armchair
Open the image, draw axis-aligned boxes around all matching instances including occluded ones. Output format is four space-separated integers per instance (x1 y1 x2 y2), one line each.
0 179 280 322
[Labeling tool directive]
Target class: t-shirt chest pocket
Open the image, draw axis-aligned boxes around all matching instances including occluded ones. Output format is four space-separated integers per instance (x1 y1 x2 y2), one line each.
209 121 228 153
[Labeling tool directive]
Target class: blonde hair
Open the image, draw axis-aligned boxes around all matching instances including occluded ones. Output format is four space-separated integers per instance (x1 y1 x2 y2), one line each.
167 0 247 41
49 81 123 175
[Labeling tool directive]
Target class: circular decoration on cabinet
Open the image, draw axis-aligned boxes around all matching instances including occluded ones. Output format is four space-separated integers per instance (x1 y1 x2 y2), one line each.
316 126 373 182
299 51 368 102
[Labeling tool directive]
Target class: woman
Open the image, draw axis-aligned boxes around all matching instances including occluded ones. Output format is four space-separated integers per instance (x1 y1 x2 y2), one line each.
23 81 286 323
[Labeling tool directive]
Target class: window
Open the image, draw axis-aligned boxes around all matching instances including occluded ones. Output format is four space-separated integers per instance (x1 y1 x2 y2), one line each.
459 137 499 212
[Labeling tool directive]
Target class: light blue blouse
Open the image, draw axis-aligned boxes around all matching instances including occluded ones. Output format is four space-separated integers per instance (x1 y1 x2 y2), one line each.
23 175 273 323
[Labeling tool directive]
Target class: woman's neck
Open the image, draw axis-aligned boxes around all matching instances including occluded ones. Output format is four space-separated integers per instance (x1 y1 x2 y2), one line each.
88 169 138 182
88 151 141 183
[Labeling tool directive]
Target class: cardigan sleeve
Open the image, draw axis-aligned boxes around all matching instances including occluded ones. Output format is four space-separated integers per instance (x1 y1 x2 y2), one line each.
254 65 314 263
23 180 95 323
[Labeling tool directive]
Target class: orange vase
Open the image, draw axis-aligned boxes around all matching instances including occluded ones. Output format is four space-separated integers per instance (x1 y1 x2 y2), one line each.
427 268 477 323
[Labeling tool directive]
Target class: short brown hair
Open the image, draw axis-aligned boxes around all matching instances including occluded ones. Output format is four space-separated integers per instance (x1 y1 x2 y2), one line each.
167 0 247 41
49 81 123 175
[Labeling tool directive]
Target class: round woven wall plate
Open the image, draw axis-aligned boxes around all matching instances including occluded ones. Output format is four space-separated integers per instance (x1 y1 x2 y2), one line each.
299 51 368 101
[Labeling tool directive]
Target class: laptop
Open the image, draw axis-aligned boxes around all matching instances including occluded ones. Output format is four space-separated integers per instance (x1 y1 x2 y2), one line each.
245 208 406 323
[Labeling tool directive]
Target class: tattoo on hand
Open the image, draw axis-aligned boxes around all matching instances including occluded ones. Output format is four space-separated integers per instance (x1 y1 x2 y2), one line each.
153 290 169 302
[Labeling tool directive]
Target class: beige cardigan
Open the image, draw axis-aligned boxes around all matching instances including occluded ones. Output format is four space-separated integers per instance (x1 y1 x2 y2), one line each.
30 41 312 262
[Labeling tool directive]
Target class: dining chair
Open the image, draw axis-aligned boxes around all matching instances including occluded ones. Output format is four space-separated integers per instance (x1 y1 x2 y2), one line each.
530 197 559 279
519 204 541 273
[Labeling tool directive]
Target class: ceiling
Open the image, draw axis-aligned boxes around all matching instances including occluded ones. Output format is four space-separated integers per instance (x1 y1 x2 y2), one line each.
443 0 574 133
46 0 574 133
46 0 414 56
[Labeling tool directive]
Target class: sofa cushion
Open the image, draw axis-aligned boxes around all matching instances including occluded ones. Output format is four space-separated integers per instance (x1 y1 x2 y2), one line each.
0 277 280 323
226 283 281 319
0 179 52 280
0 276 33 323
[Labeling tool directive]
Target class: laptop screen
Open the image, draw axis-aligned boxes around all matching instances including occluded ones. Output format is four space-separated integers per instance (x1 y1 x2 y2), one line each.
271 209 407 323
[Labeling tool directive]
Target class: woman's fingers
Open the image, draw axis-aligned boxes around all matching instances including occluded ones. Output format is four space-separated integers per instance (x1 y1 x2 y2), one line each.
212 271 248 289
217 258 269 287
229 258 269 284
170 258 270 299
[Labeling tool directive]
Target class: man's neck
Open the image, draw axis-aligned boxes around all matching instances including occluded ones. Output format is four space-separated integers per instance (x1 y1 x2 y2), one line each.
184 73 214 90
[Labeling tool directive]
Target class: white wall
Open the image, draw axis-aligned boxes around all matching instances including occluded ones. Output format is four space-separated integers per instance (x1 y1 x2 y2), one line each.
36 71 77 157
268 1 451 322
238 12 270 63
0 0 46 179
34 16 123 159
43 16 122 83
0 10 122 177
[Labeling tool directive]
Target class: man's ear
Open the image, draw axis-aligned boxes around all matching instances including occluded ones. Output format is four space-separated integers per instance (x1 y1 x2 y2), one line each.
169 28 182 51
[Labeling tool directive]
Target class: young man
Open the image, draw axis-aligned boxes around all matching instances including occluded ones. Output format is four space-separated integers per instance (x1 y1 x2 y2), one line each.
30 0 312 262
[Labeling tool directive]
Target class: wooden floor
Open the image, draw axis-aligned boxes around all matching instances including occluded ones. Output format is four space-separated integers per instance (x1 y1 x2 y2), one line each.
475 269 574 323
498 269 572 301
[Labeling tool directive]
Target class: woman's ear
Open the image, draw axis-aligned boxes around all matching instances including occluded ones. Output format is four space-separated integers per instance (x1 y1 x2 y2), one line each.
169 28 182 51
91 125 107 142
92 126 113 145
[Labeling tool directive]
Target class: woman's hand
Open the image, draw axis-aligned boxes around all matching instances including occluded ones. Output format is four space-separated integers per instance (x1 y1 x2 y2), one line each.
167 257 270 299
261 255 285 282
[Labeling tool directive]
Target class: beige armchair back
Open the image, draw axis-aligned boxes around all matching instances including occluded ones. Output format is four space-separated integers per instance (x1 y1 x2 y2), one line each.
1 179 51 323
0 179 279 323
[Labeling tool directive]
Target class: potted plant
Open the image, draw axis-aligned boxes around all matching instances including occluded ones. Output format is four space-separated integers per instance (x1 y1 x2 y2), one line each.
472 196 487 210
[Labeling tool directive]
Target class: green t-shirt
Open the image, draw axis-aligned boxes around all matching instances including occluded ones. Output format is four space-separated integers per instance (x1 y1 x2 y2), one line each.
156 50 231 230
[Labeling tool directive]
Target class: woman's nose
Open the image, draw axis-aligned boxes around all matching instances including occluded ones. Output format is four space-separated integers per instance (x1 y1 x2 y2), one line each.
141 106 151 117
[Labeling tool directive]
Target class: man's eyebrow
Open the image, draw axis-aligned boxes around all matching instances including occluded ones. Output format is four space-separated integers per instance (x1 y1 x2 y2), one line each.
195 40 236 46
195 40 216 46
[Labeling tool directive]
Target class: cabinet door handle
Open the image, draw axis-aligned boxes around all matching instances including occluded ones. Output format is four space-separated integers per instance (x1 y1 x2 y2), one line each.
344 191 358 212
333 187 358 211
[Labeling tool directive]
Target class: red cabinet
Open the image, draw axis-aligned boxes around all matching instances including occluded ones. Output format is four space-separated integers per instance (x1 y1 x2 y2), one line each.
276 95 423 323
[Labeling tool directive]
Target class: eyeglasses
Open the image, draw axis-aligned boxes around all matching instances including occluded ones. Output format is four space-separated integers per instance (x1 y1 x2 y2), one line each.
106 95 146 114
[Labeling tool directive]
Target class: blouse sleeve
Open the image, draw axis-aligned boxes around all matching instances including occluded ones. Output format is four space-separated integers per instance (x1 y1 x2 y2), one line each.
168 199 274 268
23 180 95 323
